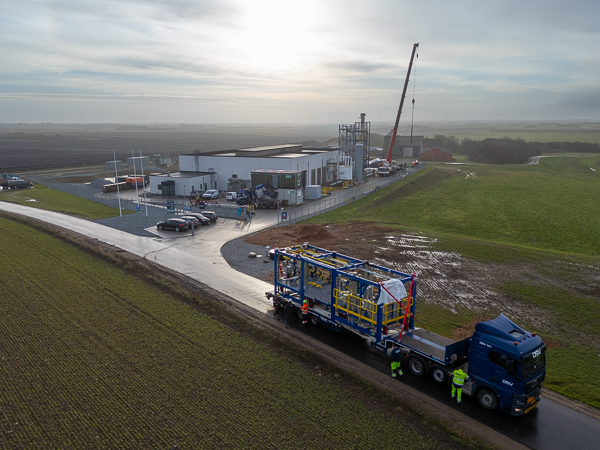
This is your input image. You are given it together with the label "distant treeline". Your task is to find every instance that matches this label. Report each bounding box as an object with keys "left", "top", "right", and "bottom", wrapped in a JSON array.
[
  {"left": 7, "top": 132, "right": 75, "bottom": 141},
  {"left": 437, "top": 136, "right": 600, "bottom": 164},
  {"left": 461, "top": 138, "right": 543, "bottom": 164}
]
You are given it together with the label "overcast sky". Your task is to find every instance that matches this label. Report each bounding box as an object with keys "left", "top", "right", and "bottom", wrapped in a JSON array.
[{"left": 1, "top": 0, "right": 599, "bottom": 124}]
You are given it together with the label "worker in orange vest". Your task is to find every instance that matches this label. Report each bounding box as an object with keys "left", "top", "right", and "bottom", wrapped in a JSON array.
[{"left": 301, "top": 299, "right": 309, "bottom": 326}]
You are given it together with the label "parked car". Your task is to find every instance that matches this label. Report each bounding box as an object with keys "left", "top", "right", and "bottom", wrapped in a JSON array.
[
  {"left": 201, "top": 211, "right": 218, "bottom": 222},
  {"left": 7, "top": 179, "right": 34, "bottom": 189},
  {"left": 202, "top": 189, "right": 219, "bottom": 199},
  {"left": 156, "top": 218, "right": 189, "bottom": 232},
  {"left": 226, "top": 191, "right": 237, "bottom": 201},
  {"left": 179, "top": 216, "right": 201, "bottom": 227},
  {"left": 183, "top": 213, "right": 211, "bottom": 225}
]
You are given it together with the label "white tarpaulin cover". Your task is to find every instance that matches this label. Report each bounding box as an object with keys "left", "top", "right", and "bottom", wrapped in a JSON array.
[{"left": 378, "top": 279, "right": 408, "bottom": 305}]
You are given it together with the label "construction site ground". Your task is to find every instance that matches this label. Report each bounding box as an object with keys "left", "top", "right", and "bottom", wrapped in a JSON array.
[
  {"left": 233, "top": 222, "right": 599, "bottom": 341},
  {"left": 223, "top": 221, "right": 600, "bottom": 423}
]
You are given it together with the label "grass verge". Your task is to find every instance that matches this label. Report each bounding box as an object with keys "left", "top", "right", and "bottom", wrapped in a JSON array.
[{"left": 0, "top": 183, "right": 128, "bottom": 220}]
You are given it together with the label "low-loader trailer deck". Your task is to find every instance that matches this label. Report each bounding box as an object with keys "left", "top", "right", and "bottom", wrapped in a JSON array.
[{"left": 271, "top": 244, "right": 546, "bottom": 416}]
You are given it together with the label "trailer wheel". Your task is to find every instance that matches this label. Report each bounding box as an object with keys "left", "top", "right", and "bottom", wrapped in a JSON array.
[
  {"left": 310, "top": 315, "right": 319, "bottom": 326},
  {"left": 477, "top": 389, "right": 498, "bottom": 410},
  {"left": 429, "top": 365, "right": 447, "bottom": 384},
  {"left": 408, "top": 356, "right": 425, "bottom": 376}
]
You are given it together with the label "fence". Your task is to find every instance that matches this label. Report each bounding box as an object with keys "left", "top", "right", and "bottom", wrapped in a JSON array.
[
  {"left": 28, "top": 163, "right": 426, "bottom": 223},
  {"left": 281, "top": 163, "right": 427, "bottom": 224}
]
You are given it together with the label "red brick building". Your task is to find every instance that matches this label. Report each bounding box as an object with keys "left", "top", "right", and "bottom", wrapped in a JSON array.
[{"left": 418, "top": 146, "right": 453, "bottom": 162}]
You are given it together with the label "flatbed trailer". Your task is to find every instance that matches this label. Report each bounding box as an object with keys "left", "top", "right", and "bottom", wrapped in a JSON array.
[
  {"left": 273, "top": 243, "right": 415, "bottom": 351},
  {"left": 271, "top": 244, "right": 546, "bottom": 416}
]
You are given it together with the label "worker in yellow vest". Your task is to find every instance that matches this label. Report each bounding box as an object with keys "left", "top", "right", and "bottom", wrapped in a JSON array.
[
  {"left": 390, "top": 344, "right": 403, "bottom": 378},
  {"left": 301, "top": 300, "right": 309, "bottom": 326},
  {"left": 450, "top": 368, "right": 469, "bottom": 404}
]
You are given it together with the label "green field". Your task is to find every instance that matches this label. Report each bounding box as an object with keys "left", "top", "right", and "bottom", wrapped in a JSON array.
[
  {"left": 0, "top": 184, "right": 128, "bottom": 220},
  {"left": 310, "top": 156, "right": 600, "bottom": 257},
  {"left": 0, "top": 216, "right": 466, "bottom": 449},
  {"left": 305, "top": 155, "right": 600, "bottom": 408}
]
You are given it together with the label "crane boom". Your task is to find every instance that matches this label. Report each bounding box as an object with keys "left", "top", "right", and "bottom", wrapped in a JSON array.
[{"left": 387, "top": 43, "right": 419, "bottom": 164}]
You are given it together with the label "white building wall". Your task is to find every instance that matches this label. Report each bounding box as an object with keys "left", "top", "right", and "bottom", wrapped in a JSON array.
[
  {"left": 148, "top": 175, "right": 209, "bottom": 197},
  {"left": 179, "top": 150, "right": 339, "bottom": 189}
]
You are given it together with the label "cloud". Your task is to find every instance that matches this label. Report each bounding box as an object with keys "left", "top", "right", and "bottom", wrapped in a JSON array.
[{"left": 1, "top": 0, "right": 600, "bottom": 123}]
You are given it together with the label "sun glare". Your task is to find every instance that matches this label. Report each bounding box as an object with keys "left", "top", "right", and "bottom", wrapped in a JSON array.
[{"left": 233, "top": 1, "right": 324, "bottom": 74}]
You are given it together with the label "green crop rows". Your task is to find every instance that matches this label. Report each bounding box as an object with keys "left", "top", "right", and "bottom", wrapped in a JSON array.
[{"left": 0, "top": 216, "right": 457, "bottom": 449}]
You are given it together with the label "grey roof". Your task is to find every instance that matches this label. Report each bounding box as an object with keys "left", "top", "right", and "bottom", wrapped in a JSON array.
[
  {"left": 184, "top": 144, "right": 336, "bottom": 159},
  {"left": 152, "top": 171, "right": 212, "bottom": 179}
]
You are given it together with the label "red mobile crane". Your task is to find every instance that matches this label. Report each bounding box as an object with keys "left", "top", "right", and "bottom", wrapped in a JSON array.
[{"left": 386, "top": 43, "right": 419, "bottom": 164}]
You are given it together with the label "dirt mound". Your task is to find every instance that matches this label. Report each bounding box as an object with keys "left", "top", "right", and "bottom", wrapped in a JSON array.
[
  {"left": 245, "top": 223, "right": 339, "bottom": 249},
  {"left": 297, "top": 224, "right": 337, "bottom": 242},
  {"left": 245, "top": 222, "right": 405, "bottom": 263}
]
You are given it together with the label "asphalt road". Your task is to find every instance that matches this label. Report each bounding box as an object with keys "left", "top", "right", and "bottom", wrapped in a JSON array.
[{"left": 1, "top": 196, "right": 599, "bottom": 450}]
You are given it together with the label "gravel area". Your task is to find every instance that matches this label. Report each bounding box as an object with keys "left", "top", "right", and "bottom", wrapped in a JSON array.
[{"left": 221, "top": 234, "right": 275, "bottom": 281}]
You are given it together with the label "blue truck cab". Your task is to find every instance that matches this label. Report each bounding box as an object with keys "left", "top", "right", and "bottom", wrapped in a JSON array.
[{"left": 465, "top": 314, "right": 546, "bottom": 415}]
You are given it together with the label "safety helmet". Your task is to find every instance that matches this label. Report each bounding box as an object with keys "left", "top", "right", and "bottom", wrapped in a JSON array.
[{"left": 303, "top": 300, "right": 307, "bottom": 304}]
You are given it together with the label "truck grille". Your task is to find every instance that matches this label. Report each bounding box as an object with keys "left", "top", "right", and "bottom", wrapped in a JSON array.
[{"left": 526, "top": 374, "right": 543, "bottom": 395}]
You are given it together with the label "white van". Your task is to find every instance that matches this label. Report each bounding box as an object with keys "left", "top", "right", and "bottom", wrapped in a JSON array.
[
  {"left": 226, "top": 192, "right": 237, "bottom": 201},
  {"left": 202, "top": 189, "right": 219, "bottom": 199}
]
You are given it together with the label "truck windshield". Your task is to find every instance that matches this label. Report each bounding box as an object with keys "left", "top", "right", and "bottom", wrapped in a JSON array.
[{"left": 521, "top": 345, "right": 546, "bottom": 378}]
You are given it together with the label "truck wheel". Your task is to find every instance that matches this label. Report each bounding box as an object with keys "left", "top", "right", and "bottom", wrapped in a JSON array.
[
  {"left": 408, "top": 356, "right": 425, "bottom": 376},
  {"left": 477, "top": 389, "right": 498, "bottom": 410},
  {"left": 310, "top": 315, "right": 319, "bottom": 326},
  {"left": 429, "top": 365, "right": 447, "bottom": 384},
  {"left": 297, "top": 308, "right": 303, "bottom": 320}
]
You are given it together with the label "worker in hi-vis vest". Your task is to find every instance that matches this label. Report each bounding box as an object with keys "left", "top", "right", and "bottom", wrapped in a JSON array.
[
  {"left": 450, "top": 368, "right": 469, "bottom": 403},
  {"left": 390, "top": 344, "right": 403, "bottom": 377},
  {"left": 301, "top": 300, "right": 309, "bottom": 326}
]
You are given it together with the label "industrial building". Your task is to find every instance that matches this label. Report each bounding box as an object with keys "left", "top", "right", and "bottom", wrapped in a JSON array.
[
  {"left": 383, "top": 134, "right": 443, "bottom": 159},
  {"left": 148, "top": 144, "right": 359, "bottom": 197},
  {"left": 147, "top": 170, "right": 215, "bottom": 197},
  {"left": 147, "top": 113, "right": 374, "bottom": 198}
]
